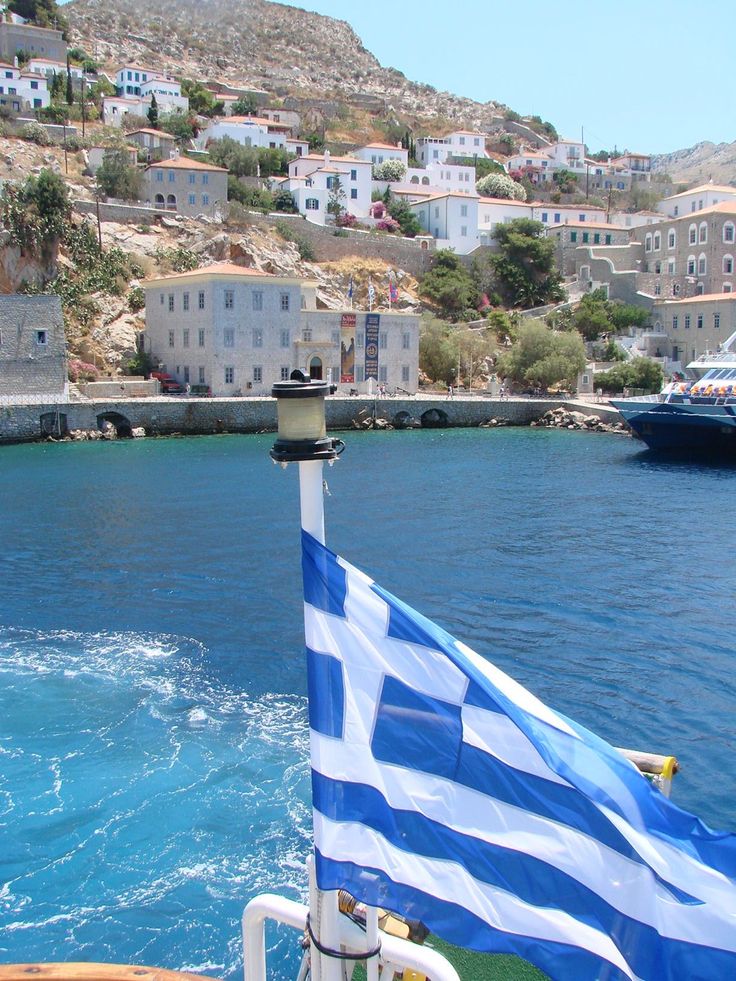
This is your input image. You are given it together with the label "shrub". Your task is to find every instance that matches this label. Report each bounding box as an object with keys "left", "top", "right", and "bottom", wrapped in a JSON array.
[
  {"left": 127, "top": 285, "right": 145, "bottom": 311},
  {"left": 20, "top": 121, "right": 53, "bottom": 146},
  {"left": 376, "top": 217, "right": 400, "bottom": 233},
  {"left": 372, "top": 159, "right": 406, "bottom": 182},
  {"left": 68, "top": 358, "right": 99, "bottom": 382},
  {"left": 335, "top": 212, "right": 358, "bottom": 227},
  {"left": 476, "top": 172, "right": 527, "bottom": 201}
]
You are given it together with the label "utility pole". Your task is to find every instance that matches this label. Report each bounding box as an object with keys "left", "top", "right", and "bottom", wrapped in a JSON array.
[
  {"left": 606, "top": 186, "right": 614, "bottom": 224},
  {"left": 62, "top": 117, "right": 68, "bottom": 175},
  {"left": 95, "top": 192, "right": 102, "bottom": 251},
  {"left": 81, "top": 74, "right": 86, "bottom": 138}
]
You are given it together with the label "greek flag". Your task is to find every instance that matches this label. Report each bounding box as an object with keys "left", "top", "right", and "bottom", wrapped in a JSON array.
[
  {"left": 367, "top": 280, "right": 375, "bottom": 308},
  {"left": 302, "top": 531, "right": 736, "bottom": 981},
  {"left": 347, "top": 275, "right": 354, "bottom": 300}
]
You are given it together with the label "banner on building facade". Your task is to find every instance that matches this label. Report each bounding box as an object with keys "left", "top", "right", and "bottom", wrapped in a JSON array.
[
  {"left": 365, "top": 313, "right": 380, "bottom": 381},
  {"left": 340, "top": 313, "right": 356, "bottom": 383}
]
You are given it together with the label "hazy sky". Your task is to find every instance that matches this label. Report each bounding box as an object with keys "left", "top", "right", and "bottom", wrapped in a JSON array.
[{"left": 273, "top": 0, "right": 734, "bottom": 156}]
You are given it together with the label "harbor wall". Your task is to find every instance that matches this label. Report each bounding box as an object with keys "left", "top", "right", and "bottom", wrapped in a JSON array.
[{"left": 0, "top": 396, "right": 617, "bottom": 444}]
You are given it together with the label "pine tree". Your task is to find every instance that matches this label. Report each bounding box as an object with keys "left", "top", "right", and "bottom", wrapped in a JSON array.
[
  {"left": 65, "top": 61, "right": 73, "bottom": 106},
  {"left": 147, "top": 94, "right": 159, "bottom": 129}
]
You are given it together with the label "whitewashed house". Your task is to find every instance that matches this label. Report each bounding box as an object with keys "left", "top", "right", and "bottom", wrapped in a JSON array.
[
  {"left": 102, "top": 95, "right": 145, "bottom": 127},
  {"left": 115, "top": 64, "right": 158, "bottom": 97},
  {"left": 477, "top": 196, "right": 534, "bottom": 246},
  {"left": 416, "top": 130, "right": 488, "bottom": 166},
  {"left": 656, "top": 183, "right": 736, "bottom": 219},
  {"left": 353, "top": 142, "right": 409, "bottom": 168},
  {"left": 285, "top": 151, "right": 373, "bottom": 223},
  {"left": 409, "top": 192, "right": 480, "bottom": 254},
  {"left": 0, "top": 61, "right": 49, "bottom": 110},
  {"left": 405, "top": 160, "right": 476, "bottom": 195},
  {"left": 197, "top": 115, "right": 292, "bottom": 151},
  {"left": 139, "top": 75, "right": 188, "bottom": 113}
]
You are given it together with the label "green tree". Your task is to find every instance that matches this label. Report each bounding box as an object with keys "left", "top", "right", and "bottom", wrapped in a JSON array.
[
  {"left": 1, "top": 168, "right": 70, "bottom": 259},
  {"left": 9, "top": 0, "right": 64, "bottom": 28},
  {"left": 256, "top": 146, "right": 289, "bottom": 177},
  {"left": 207, "top": 136, "right": 258, "bottom": 177},
  {"left": 419, "top": 249, "right": 479, "bottom": 321},
  {"left": 326, "top": 177, "right": 346, "bottom": 222},
  {"left": 451, "top": 155, "right": 505, "bottom": 179},
  {"left": 272, "top": 187, "right": 298, "bottom": 212},
  {"left": 161, "top": 110, "right": 197, "bottom": 144},
  {"left": 227, "top": 177, "right": 273, "bottom": 210},
  {"left": 552, "top": 168, "right": 577, "bottom": 193},
  {"left": 181, "top": 79, "right": 223, "bottom": 117},
  {"left": 607, "top": 302, "right": 649, "bottom": 333},
  {"left": 497, "top": 320, "right": 585, "bottom": 390},
  {"left": 419, "top": 317, "right": 457, "bottom": 384},
  {"left": 386, "top": 195, "right": 422, "bottom": 237},
  {"left": 50, "top": 70, "right": 65, "bottom": 101},
  {"left": 231, "top": 95, "right": 258, "bottom": 115},
  {"left": 491, "top": 219, "right": 565, "bottom": 309},
  {"left": 147, "top": 94, "right": 158, "bottom": 129},
  {"left": 96, "top": 149, "right": 143, "bottom": 201},
  {"left": 454, "top": 327, "right": 495, "bottom": 389},
  {"left": 594, "top": 358, "right": 663, "bottom": 394},
  {"left": 476, "top": 172, "right": 527, "bottom": 201},
  {"left": 65, "top": 61, "right": 74, "bottom": 106}
]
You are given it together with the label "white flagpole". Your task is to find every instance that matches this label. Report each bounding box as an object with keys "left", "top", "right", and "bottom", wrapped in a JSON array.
[{"left": 270, "top": 377, "right": 343, "bottom": 981}]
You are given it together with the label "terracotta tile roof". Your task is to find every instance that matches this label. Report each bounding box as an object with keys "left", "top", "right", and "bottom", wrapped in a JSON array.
[
  {"left": 671, "top": 199, "right": 736, "bottom": 218},
  {"left": 409, "top": 191, "right": 479, "bottom": 204},
  {"left": 361, "top": 142, "right": 405, "bottom": 151},
  {"left": 146, "top": 262, "right": 275, "bottom": 283},
  {"left": 478, "top": 196, "right": 532, "bottom": 207},
  {"left": 225, "top": 115, "right": 291, "bottom": 129},
  {"left": 664, "top": 183, "right": 736, "bottom": 201},
  {"left": 147, "top": 156, "right": 227, "bottom": 172},
  {"left": 128, "top": 128, "right": 175, "bottom": 138},
  {"left": 654, "top": 292, "right": 736, "bottom": 305},
  {"left": 302, "top": 153, "right": 368, "bottom": 163},
  {"left": 549, "top": 220, "right": 623, "bottom": 230}
]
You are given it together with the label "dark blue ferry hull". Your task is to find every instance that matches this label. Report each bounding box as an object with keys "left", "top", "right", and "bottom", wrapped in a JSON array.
[{"left": 611, "top": 399, "right": 736, "bottom": 453}]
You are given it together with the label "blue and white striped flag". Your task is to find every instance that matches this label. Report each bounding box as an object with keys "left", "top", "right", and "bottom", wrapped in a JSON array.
[
  {"left": 367, "top": 280, "right": 375, "bottom": 309},
  {"left": 302, "top": 530, "right": 736, "bottom": 981}
]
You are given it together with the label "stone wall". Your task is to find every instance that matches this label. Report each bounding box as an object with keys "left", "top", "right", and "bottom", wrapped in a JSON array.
[
  {"left": 73, "top": 199, "right": 168, "bottom": 223},
  {"left": 0, "top": 395, "right": 616, "bottom": 444}
]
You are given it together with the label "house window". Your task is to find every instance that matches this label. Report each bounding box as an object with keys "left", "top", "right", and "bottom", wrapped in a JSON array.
[
  {"left": 654, "top": 283, "right": 661, "bottom": 296},
  {"left": 351, "top": 188, "right": 357, "bottom": 199},
  {"left": 724, "top": 222, "right": 735, "bottom": 243},
  {"left": 198, "top": 366, "right": 205, "bottom": 384},
  {"left": 582, "top": 232, "right": 589, "bottom": 244},
  {"left": 653, "top": 232, "right": 661, "bottom": 250},
  {"left": 198, "top": 291, "right": 205, "bottom": 310},
  {"left": 183, "top": 292, "right": 189, "bottom": 311},
  {"left": 698, "top": 254, "right": 706, "bottom": 275},
  {"left": 36, "top": 329, "right": 48, "bottom": 346},
  {"left": 168, "top": 171, "right": 175, "bottom": 182},
  {"left": 684, "top": 315, "right": 691, "bottom": 329},
  {"left": 688, "top": 224, "right": 697, "bottom": 245},
  {"left": 188, "top": 194, "right": 196, "bottom": 205},
  {"left": 605, "top": 234, "right": 612, "bottom": 245},
  {"left": 724, "top": 255, "right": 733, "bottom": 274},
  {"left": 379, "top": 332, "right": 387, "bottom": 349},
  {"left": 281, "top": 366, "right": 290, "bottom": 380},
  {"left": 188, "top": 174, "right": 196, "bottom": 185},
  {"left": 183, "top": 328, "right": 189, "bottom": 348},
  {"left": 541, "top": 212, "right": 548, "bottom": 222},
  {"left": 402, "top": 331, "right": 410, "bottom": 350},
  {"left": 202, "top": 174, "right": 209, "bottom": 185},
  {"left": 303, "top": 328, "right": 312, "bottom": 341},
  {"left": 224, "top": 366, "right": 234, "bottom": 384},
  {"left": 280, "top": 328, "right": 290, "bottom": 347},
  {"left": 168, "top": 294, "right": 174, "bottom": 311},
  {"left": 570, "top": 231, "right": 578, "bottom": 243},
  {"left": 697, "top": 314, "right": 703, "bottom": 328},
  {"left": 223, "top": 328, "right": 234, "bottom": 347},
  {"left": 714, "top": 313, "right": 721, "bottom": 328},
  {"left": 461, "top": 226, "right": 467, "bottom": 237},
  {"left": 326, "top": 176, "right": 336, "bottom": 189},
  {"left": 253, "top": 366, "right": 262, "bottom": 383},
  {"left": 225, "top": 289, "right": 234, "bottom": 310},
  {"left": 725, "top": 284, "right": 733, "bottom": 293},
  {"left": 202, "top": 194, "right": 209, "bottom": 206},
  {"left": 160, "top": 293, "right": 164, "bottom": 305},
  {"left": 699, "top": 222, "right": 707, "bottom": 244},
  {"left": 183, "top": 366, "right": 190, "bottom": 383},
  {"left": 674, "top": 206, "right": 679, "bottom": 216},
  {"left": 672, "top": 316, "right": 678, "bottom": 329},
  {"left": 593, "top": 233, "right": 600, "bottom": 244},
  {"left": 198, "top": 328, "right": 205, "bottom": 347},
  {"left": 252, "top": 291, "right": 263, "bottom": 311},
  {"left": 306, "top": 198, "right": 319, "bottom": 210},
  {"left": 155, "top": 171, "right": 163, "bottom": 183},
  {"left": 350, "top": 169, "right": 357, "bottom": 181},
  {"left": 280, "top": 293, "right": 290, "bottom": 311},
  {"left": 578, "top": 214, "right": 585, "bottom": 222},
  {"left": 461, "top": 204, "right": 468, "bottom": 217},
  {"left": 687, "top": 256, "right": 696, "bottom": 275},
  {"left": 668, "top": 259, "right": 676, "bottom": 274},
  {"left": 668, "top": 230, "right": 676, "bottom": 248},
  {"left": 168, "top": 329, "right": 175, "bottom": 348},
  {"left": 252, "top": 328, "right": 263, "bottom": 347},
  {"left": 401, "top": 365, "right": 410, "bottom": 383},
  {"left": 645, "top": 234, "right": 652, "bottom": 252}
]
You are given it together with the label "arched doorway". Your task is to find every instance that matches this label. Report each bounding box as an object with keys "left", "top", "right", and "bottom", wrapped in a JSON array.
[
  {"left": 154, "top": 193, "right": 165, "bottom": 208},
  {"left": 166, "top": 194, "right": 177, "bottom": 211},
  {"left": 309, "top": 357, "right": 323, "bottom": 380}
]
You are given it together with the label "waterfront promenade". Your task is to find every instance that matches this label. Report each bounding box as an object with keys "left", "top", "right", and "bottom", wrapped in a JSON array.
[{"left": 0, "top": 393, "right": 620, "bottom": 443}]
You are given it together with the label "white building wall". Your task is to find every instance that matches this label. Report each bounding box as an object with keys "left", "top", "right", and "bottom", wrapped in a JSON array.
[{"left": 198, "top": 119, "right": 286, "bottom": 150}]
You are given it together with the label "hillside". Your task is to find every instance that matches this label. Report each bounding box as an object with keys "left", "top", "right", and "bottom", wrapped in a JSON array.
[
  {"left": 652, "top": 141, "right": 736, "bottom": 188},
  {"left": 65, "top": 0, "right": 501, "bottom": 132}
]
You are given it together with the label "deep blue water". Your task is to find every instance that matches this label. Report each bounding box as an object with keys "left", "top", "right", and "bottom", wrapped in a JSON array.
[{"left": 1, "top": 428, "right": 735, "bottom": 979}]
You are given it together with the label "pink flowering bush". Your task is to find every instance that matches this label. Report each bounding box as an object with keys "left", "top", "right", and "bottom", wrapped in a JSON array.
[
  {"left": 68, "top": 358, "right": 100, "bottom": 383},
  {"left": 336, "top": 212, "right": 358, "bottom": 228},
  {"left": 376, "top": 217, "right": 400, "bottom": 233}
]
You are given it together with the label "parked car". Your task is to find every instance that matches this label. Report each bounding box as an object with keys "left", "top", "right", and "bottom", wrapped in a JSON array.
[{"left": 189, "top": 384, "right": 212, "bottom": 397}]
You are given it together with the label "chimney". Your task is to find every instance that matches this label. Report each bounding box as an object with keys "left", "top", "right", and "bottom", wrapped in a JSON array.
[{"left": 324, "top": 149, "right": 330, "bottom": 166}]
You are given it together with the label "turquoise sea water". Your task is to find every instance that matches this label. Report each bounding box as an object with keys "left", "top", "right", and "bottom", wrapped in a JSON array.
[{"left": 1, "top": 428, "right": 735, "bottom": 979}]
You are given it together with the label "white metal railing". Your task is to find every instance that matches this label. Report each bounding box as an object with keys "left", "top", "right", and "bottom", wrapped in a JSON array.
[{"left": 0, "top": 393, "right": 71, "bottom": 406}]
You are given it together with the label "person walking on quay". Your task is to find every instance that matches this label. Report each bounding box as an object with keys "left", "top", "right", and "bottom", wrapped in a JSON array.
[{"left": 447, "top": 384, "right": 454, "bottom": 399}]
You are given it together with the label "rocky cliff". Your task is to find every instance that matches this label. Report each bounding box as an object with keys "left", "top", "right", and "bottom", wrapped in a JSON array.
[
  {"left": 65, "top": 0, "right": 500, "bottom": 130},
  {"left": 652, "top": 141, "right": 736, "bottom": 188}
]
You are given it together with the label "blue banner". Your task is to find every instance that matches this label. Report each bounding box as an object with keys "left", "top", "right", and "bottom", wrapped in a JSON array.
[{"left": 365, "top": 314, "right": 379, "bottom": 381}]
